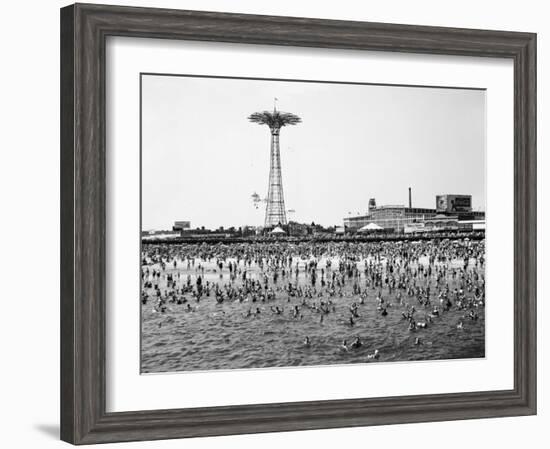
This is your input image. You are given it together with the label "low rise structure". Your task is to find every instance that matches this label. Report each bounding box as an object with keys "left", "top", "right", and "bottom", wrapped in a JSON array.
[
  {"left": 345, "top": 205, "right": 437, "bottom": 233},
  {"left": 344, "top": 192, "right": 485, "bottom": 234}
]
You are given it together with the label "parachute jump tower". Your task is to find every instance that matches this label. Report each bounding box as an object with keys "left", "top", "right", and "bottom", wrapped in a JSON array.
[{"left": 248, "top": 105, "right": 301, "bottom": 228}]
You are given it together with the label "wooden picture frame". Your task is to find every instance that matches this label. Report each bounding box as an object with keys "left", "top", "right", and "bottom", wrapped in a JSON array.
[{"left": 60, "top": 3, "right": 536, "bottom": 444}]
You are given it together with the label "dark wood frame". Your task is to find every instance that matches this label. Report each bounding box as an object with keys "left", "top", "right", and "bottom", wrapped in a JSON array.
[{"left": 60, "top": 3, "right": 537, "bottom": 445}]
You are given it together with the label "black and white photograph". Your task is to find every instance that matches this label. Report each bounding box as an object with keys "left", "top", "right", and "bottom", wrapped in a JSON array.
[
  {"left": 140, "top": 74, "right": 487, "bottom": 373},
  {"left": 0, "top": 0, "right": 542, "bottom": 446}
]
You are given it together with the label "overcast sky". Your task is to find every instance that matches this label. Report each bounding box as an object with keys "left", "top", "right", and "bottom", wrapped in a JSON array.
[{"left": 141, "top": 74, "right": 486, "bottom": 230}]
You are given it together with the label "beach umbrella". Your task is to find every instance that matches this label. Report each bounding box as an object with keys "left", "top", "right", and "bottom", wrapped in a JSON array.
[
  {"left": 270, "top": 226, "right": 286, "bottom": 234},
  {"left": 358, "top": 223, "right": 383, "bottom": 232}
]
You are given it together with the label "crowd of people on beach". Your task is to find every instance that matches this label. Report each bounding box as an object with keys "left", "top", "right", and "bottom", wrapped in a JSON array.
[{"left": 141, "top": 238, "right": 485, "bottom": 364}]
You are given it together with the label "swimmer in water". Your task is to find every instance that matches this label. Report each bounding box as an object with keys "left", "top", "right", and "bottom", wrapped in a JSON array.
[
  {"left": 270, "top": 306, "right": 283, "bottom": 315},
  {"left": 340, "top": 339, "right": 349, "bottom": 352},
  {"left": 414, "top": 337, "right": 422, "bottom": 345},
  {"left": 351, "top": 337, "right": 362, "bottom": 349},
  {"left": 303, "top": 336, "right": 311, "bottom": 347},
  {"left": 367, "top": 349, "right": 380, "bottom": 360}
]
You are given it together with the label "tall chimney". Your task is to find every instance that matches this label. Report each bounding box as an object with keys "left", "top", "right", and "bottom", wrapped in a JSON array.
[{"left": 408, "top": 187, "right": 412, "bottom": 209}]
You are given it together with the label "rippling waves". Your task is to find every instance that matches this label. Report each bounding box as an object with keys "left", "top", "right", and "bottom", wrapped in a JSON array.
[{"left": 141, "top": 257, "right": 484, "bottom": 373}]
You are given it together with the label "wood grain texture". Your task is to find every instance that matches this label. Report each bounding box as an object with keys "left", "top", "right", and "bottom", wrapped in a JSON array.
[
  {"left": 60, "top": 3, "right": 537, "bottom": 445},
  {"left": 60, "top": 4, "right": 75, "bottom": 443}
]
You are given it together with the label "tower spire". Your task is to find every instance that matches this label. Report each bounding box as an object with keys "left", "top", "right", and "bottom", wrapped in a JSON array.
[{"left": 248, "top": 108, "right": 301, "bottom": 227}]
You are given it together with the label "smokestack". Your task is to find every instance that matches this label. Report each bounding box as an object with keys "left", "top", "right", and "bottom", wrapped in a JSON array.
[{"left": 408, "top": 187, "right": 412, "bottom": 209}]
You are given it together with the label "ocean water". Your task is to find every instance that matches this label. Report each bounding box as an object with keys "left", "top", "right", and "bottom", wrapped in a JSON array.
[{"left": 141, "top": 248, "right": 485, "bottom": 373}]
